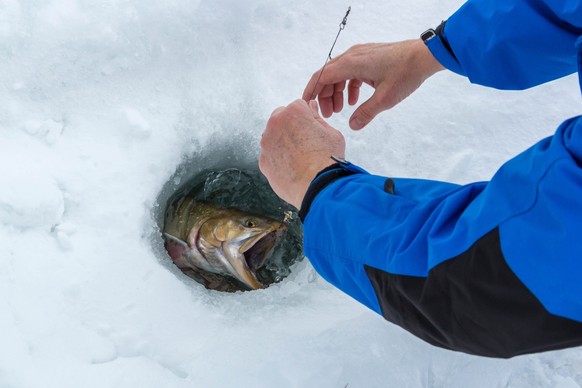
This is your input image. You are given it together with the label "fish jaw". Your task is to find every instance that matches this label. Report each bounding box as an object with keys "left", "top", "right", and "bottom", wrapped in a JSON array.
[
  {"left": 164, "top": 197, "right": 289, "bottom": 291},
  {"left": 223, "top": 243, "right": 264, "bottom": 290},
  {"left": 223, "top": 224, "right": 287, "bottom": 290},
  {"left": 239, "top": 224, "right": 286, "bottom": 270}
]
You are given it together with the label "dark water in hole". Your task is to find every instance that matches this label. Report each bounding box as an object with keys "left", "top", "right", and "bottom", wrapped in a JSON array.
[{"left": 152, "top": 135, "right": 303, "bottom": 292}]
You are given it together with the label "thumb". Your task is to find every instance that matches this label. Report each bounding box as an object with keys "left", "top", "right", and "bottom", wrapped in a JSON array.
[{"left": 349, "top": 94, "right": 383, "bottom": 130}]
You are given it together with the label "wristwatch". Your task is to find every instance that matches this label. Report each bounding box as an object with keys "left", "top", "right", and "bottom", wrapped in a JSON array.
[{"left": 420, "top": 28, "right": 436, "bottom": 42}]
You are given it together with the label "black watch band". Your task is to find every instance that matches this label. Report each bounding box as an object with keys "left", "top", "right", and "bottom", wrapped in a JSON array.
[
  {"left": 421, "top": 20, "right": 457, "bottom": 61},
  {"left": 420, "top": 28, "right": 436, "bottom": 42}
]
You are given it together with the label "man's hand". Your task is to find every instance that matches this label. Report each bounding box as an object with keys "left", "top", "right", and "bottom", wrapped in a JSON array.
[
  {"left": 303, "top": 39, "right": 445, "bottom": 130},
  {"left": 259, "top": 99, "right": 346, "bottom": 209}
]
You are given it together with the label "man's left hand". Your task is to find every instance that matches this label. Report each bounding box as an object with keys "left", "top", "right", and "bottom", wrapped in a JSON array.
[{"left": 259, "top": 99, "right": 346, "bottom": 209}]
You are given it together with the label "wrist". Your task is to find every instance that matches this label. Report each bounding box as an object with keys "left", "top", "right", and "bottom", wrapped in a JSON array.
[
  {"left": 293, "top": 159, "right": 337, "bottom": 209},
  {"left": 298, "top": 157, "right": 370, "bottom": 222},
  {"left": 298, "top": 162, "right": 356, "bottom": 222},
  {"left": 410, "top": 38, "right": 445, "bottom": 79}
]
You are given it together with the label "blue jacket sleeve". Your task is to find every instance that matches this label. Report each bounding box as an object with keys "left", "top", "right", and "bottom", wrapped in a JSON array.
[
  {"left": 298, "top": 1, "right": 582, "bottom": 358},
  {"left": 299, "top": 34, "right": 582, "bottom": 357},
  {"left": 302, "top": 115, "right": 582, "bottom": 357},
  {"left": 426, "top": 0, "right": 582, "bottom": 89}
]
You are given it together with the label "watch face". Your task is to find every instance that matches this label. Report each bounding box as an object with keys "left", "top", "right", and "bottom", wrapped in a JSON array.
[{"left": 421, "top": 29, "right": 436, "bottom": 42}]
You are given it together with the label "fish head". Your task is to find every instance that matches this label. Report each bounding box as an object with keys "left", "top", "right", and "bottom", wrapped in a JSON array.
[{"left": 198, "top": 211, "right": 287, "bottom": 290}]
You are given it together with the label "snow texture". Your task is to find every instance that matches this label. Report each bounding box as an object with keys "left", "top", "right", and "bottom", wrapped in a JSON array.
[{"left": 0, "top": 0, "right": 581, "bottom": 387}]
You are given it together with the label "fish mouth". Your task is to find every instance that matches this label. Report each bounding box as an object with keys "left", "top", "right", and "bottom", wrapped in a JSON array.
[
  {"left": 231, "top": 225, "right": 286, "bottom": 289},
  {"left": 242, "top": 228, "right": 285, "bottom": 271}
]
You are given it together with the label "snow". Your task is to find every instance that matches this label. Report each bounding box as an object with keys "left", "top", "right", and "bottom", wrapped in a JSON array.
[{"left": 0, "top": 0, "right": 581, "bottom": 387}]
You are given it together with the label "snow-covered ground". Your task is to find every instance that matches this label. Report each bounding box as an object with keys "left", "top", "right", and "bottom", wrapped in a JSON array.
[{"left": 1, "top": 0, "right": 581, "bottom": 387}]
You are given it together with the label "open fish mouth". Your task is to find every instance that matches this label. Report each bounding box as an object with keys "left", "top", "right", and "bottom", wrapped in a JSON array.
[{"left": 241, "top": 227, "right": 286, "bottom": 271}]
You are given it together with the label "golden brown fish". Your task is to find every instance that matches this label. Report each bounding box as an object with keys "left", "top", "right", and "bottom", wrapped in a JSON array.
[{"left": 163, "top": 197, "right": 286, "bottom": 290}]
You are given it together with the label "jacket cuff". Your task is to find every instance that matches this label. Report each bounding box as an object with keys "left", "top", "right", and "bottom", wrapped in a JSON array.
[
  {"left": 298, "top": 164, "right": 356, "bottom": 222},
  {"left": 425, "top": 31, "right": 466, "bottom": 77},
  {"left": 299, "top": 159, "right": 370, "bottom": 221}
]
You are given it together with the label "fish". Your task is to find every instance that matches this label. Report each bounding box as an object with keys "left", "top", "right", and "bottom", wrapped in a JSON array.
[{"left": 163, "top": 196, "right": 287, "bottom": 291}]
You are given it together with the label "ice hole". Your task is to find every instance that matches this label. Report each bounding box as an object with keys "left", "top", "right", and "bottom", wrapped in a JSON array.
[{"left": 152, "top": 137, "right": 303, "bottom": 292}]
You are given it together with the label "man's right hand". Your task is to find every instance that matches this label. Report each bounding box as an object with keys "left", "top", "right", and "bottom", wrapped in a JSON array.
[{"left": 302, "top": 39, "right": 445, "bottom": 130}]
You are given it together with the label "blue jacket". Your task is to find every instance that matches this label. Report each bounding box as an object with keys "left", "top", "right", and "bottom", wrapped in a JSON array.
[{"left": 300, "top": 0, "right": 582, "bottom": 358}]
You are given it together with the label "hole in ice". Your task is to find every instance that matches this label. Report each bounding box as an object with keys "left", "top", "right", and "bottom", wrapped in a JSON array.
[{"left": 152, "top": 138, "right": 303, "bottom": 292}]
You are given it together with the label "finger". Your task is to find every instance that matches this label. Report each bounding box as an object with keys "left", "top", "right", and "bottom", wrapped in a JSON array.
[
  {"left": 308, "top": 100, "right": 319, "bottom": 115},
  {"left": 349, "top": 93, "right": 383, "bottom": 130},
  {"left": 333, "top": 81, "right": 346, "bottom": 113},
  {"left": 303, "top": 68, "right": 324, "bottom": 101},
  {"left": 318, "top": 84, "right": 335, "bottom": 118},
  {"left": 302, "top": 59, "right": 360, "bottom": 101},
  {"left": 347, "top": 79, "right": 362, "bottom": 106},
  {"left": 289, "top": 98, "right": 323, "bottom": 121}
]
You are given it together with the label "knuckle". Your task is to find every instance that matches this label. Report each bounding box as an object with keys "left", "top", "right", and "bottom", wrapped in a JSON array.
[
  {"left": 266, "top": 107, "right": 286, "bottom": 128},
  {"left": 358, "top": 105, "right": 374, "bottom": 121},
  {"left": 311, "top": 69, "right": 323, "bottom": 82},
  {"left": 378, "top": 91, "right": 397, "bottom": 109},
  {"left": 334, "top": 81, "right": 346, "bottom": 92},
  {"left": 265, "top": 118, "right": 277, "bottom": 131},
  {"left": 341, "top": 55, "right": 356, "bottom": 67},
  {"left": 271, "top": 106, "right": 285, "bottom": 117},
  {"left": 258, "top": 154, "right": 267, "bottom": 173},
  {"left": 290, "top": 98, "right": 304, "bottom": 109}
]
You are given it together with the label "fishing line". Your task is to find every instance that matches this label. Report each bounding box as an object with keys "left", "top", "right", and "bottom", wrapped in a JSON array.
[{"left": 309, "top": 6, "right": 351, "bottom": 101}]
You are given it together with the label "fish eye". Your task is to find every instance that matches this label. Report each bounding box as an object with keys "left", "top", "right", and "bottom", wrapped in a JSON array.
[{"left": 245, "top": 220, "right": 256, "bottom": 228}]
